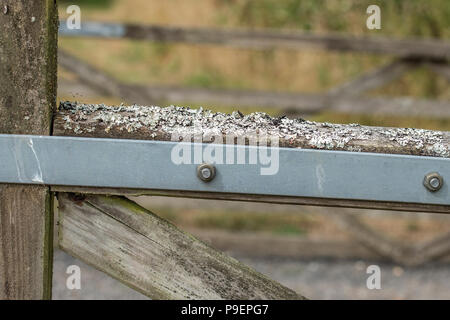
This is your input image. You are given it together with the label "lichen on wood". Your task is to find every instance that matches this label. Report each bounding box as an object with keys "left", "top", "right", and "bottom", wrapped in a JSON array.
[{"left": 55, "top": 101, "right": 450, "bottom": 158}]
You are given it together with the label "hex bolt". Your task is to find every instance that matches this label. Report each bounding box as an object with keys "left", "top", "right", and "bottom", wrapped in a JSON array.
[
  {"left": 423, "top": 172, "right": 443, "bottom": 192},
  {"left": 197, "top": 163, "right": 216, "bottom": 182}
]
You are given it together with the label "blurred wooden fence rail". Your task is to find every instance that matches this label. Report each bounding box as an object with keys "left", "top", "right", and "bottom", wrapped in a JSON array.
[
  {"left": 59, "top": 21, "right": 450, "bottom": 118},
  {"left": 59, "top": 22, "right": 450, "bottom": 60}
]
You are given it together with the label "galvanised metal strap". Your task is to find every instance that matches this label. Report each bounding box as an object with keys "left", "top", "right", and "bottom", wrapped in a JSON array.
[{"left": 0, "top": 134, "right": 448, "bottom": 205}]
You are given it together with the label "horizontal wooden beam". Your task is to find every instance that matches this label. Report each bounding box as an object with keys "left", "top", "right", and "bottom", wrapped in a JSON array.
[
  {"left": 327, "top": 59, "right": 417, "bottom": 97},
  {"left": 58, "top": 50, "right": 151, "bottom": 104},
  {"left": 52, "top": 101, "right": 450, "bottom": 213},
  {"left": 57, "top": 193, "right": 304, "bottom": 299},
  {"left": 59, "top": 21, "right": 450, "bottom": 60},
  {"left": 54, "top": 101, "right": 450, "bottom": 158}
]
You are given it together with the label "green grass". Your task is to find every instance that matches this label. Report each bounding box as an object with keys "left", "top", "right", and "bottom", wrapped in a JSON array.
[
  {"left": 407, "top": 221, "right": 420, "bottom": 232},
  {"left": 273, "top": 224, "right": 307, "bottom": 236},
  {"left": 145, "top": 205, "right": 314, "bottom": 236},
  {"left": 185, "top": 70, "right": 228, "bottom": 89},
  {"left": 192, "top": 211, "right": 314, "bottom": 236}
]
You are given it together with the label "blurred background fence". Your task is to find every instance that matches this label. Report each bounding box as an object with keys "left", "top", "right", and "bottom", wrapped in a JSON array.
[{"left": 59, "top": 21, "right": 450, "bottom": 117}]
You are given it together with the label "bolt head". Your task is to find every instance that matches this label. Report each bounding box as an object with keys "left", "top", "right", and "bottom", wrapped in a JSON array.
[
  {"left": 197, "top": 164, "right": 216, "bottom": 182},
  {"left": 201, "top": 168, "right": 212, "bottom": 179},
  {"left": 424, "top": 172, "right": 443, "bottom": 192},
  {"left": 429, "top": 178, "right": 440, "bottom": 189}
]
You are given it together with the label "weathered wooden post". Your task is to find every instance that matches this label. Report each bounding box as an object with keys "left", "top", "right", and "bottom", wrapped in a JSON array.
[{"left": 0, "top": 1, "right": 58, "bottom": 299}]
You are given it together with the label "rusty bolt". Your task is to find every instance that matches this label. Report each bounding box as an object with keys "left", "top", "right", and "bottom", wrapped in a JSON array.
[{"left": 423, "top": 172, "right": 444, "bottom": 192}]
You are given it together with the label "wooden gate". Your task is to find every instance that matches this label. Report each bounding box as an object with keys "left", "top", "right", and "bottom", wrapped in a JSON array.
[{"left": 0, "top": 1, "right": 448, "bottom": 300}]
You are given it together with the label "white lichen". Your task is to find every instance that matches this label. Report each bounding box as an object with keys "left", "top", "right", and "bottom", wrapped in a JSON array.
[{"left": 58, "top": 101, "right": 450, "bottom": 158}]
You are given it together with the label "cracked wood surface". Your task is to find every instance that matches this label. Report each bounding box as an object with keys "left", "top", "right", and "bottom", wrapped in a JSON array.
[
  {"left": 57, "top": 193, "right": 304, "bottom": 300},
  {"left": 54, "top": 101, "right": 450, "bottom": 158},
  {"left": 0, "top": 0, "right": 57, "bottom": 299}
]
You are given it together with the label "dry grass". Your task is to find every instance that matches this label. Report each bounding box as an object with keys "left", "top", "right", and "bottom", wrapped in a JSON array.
[{"left": 60, "top": 0, "right": 224, "bottom": 27}]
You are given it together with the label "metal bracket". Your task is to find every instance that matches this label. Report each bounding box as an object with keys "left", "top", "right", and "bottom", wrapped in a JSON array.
[{"left": 0, "top": 134, "right": 448, "bottom": 206}]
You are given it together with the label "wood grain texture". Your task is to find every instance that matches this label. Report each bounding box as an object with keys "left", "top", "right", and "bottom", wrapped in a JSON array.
[
  {"left": 0, "top": 186, "right": 53, "bottom": 299},
  {"left": 57, "top": 193, "right": 304, "bottom": 300},
  {"left": 55, "top": 101, "right": 450, "bottom": 159},
  {"left": 0, "top": 0, "right": 58, "bottom": 299}
]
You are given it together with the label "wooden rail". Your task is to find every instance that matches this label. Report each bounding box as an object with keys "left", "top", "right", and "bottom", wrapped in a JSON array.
[
  {"left": 60, "top": 21, "right": 450, "bottom": 60},
  {"left": 57, "top": 193, "right": 304, "bottom": 299},
  {"left": 332, "top": 209, "right": 450, "bottom": 267},
  {"left": 53, "top": 101, "right": 450, "bottom": 214}
]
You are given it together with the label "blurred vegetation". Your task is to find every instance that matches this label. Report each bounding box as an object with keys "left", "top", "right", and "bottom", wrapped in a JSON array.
[
  {"left": 194, "top": 211, "right": 311, "bottom": 235},
  {"left": 310, "top": 112, "right": 450, "bottom": 131},
  {"left": 58, "top": 0, "right": 449, "bottom": 130},
  {"left": 220, "top": 0, "right": 450, "bottom": 38},
  {"left": 154, "top": 206, "right": 316, "bottom": 236},
  {"left": 131, "top": 200, "right": 450, "bottom": 240}
]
